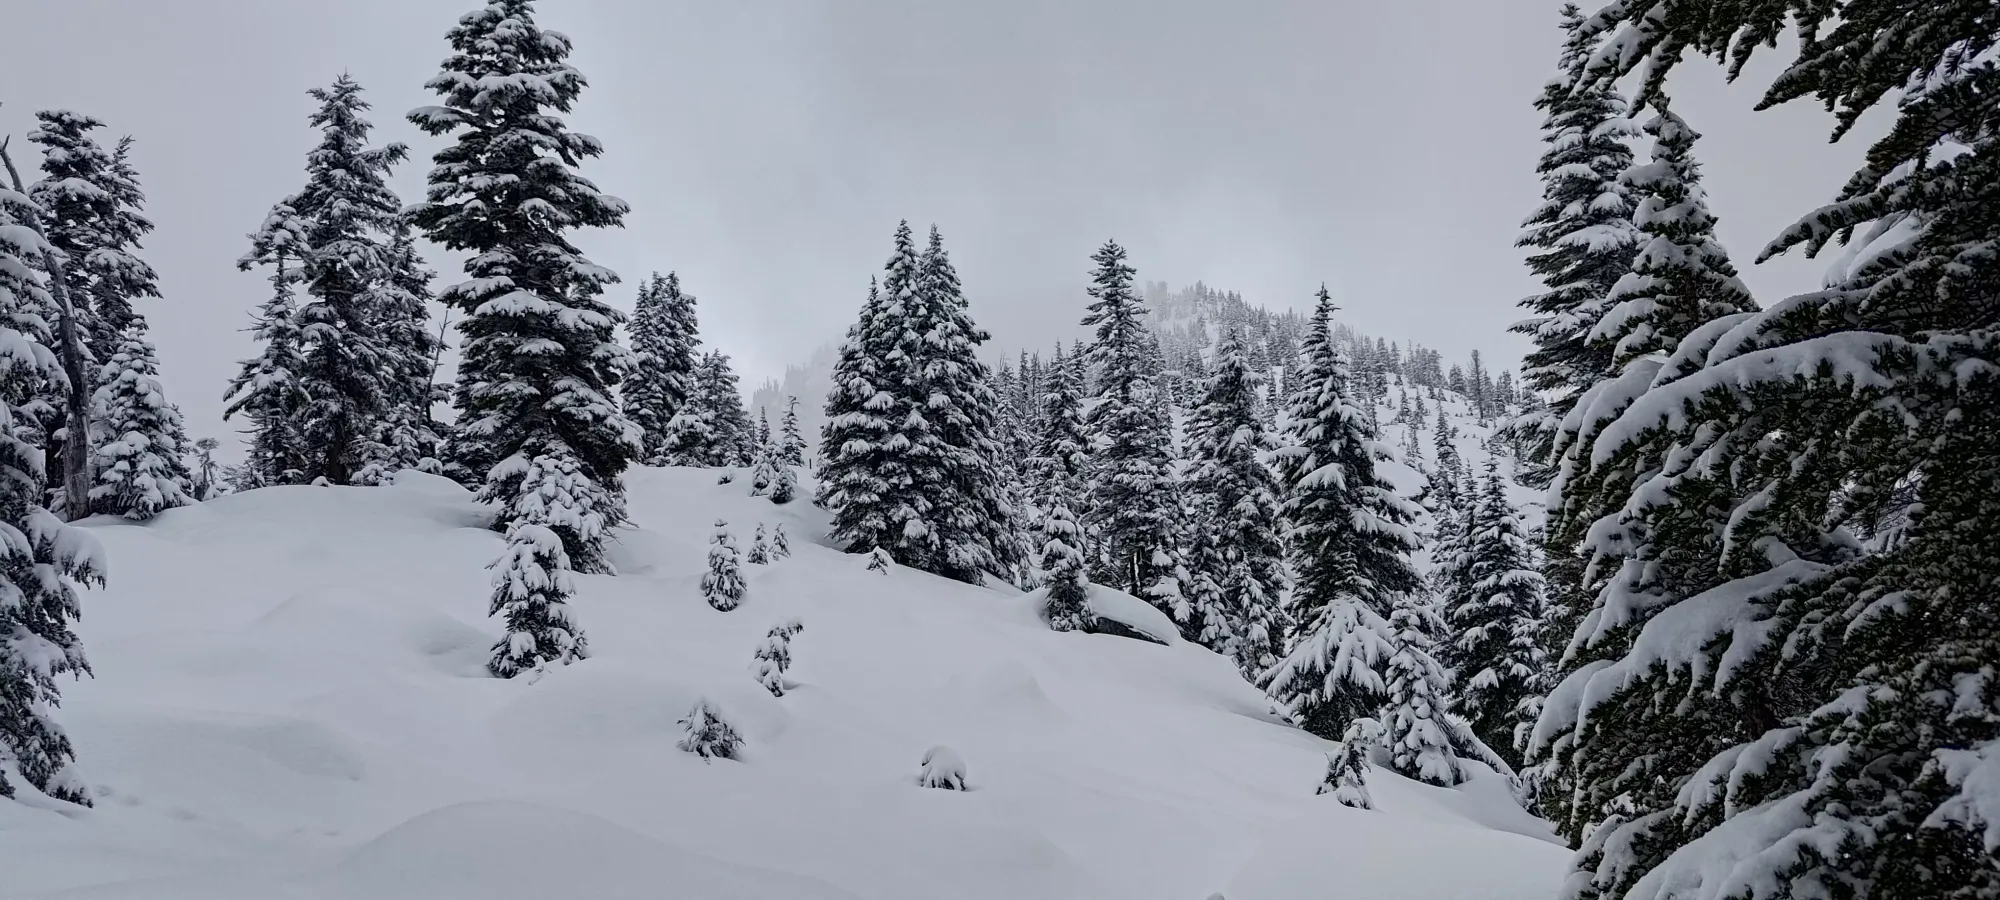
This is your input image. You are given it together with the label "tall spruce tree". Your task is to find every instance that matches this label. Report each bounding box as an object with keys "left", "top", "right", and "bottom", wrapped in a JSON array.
[
  {"left": 909, "top": 225, "right": 1014, "bottom": 582},
  {"left": 820, "top": 226, "right": 930, "bottom": 566},
  {"left": 284, "top": 76, "right": 412, "bottom": 485},
  {"left": 0, "top": 182, "right": 105, "bottom": 804},
  {"left": 1262, "top": 287, "right": 1424, "bottom": 740},
  {"left": 1183, "top": 328, "right": 1286, "bottom": 674},
  {"left": 1028, "top": 343, "right": 1089, "bottom": 511},
  {"left": 408, "top": 0, "right": 638, "bottom": 572},
  {"left": 1439, "top": 461, "right": 1547, "bottom": 769},
  {"left": 1522, "top": 4, "right": 2000, "bottom": 899},
  {"left": 1080, "top": 240, "right": 1183, "bottom": 611},
  {"left": 1510, "top": 3, "right": 1641, "bottom": 487},
  {"left": 624, "top": 272, "right": 698, "bottom": 465}
]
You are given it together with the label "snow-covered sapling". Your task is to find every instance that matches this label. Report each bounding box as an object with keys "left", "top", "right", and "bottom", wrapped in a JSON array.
[
  {"left": 916, "top": 745, "right": 967, "bottom": 790},
  {"left": 753, "top": 619, "right": 804, "bottom": 697},
  {"left": 702, "top": 520, "right": 746, "bottom": 611},
  {"left": 747, "top": 523, "right": 771, "bottom": 565},
  {"left": 768, "top": 458, "right": 797, "bottom": 505},
  {"left": 1317, "top": 718, "right": 1380, "bottom": 810},
  {"left": 676, "top": 699, "right": 743, "bottom": 762},
  {"left": 772, "top": 523, "right": 791, "bottom": 559},
  {"left": 866, "top": 546, "right": 893, "bottom": 574},
  {"left": 749, "top": 446, "right": 776, "bottom": 495}
]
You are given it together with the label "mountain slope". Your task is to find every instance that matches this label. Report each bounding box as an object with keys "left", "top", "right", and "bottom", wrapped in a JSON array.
[{"left": 1, "top": 467, "right": 1564, "bottom": 900}]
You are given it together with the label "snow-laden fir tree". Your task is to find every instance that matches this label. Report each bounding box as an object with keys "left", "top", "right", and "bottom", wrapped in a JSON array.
[
  {"left": 905, "top": 225, "right": 1016, "bottom": 583},
  {"left": 776, "top": 396, "right": 805, "bottom": 467},
  {"left": 1509, "top": 3, "right": 1640, "bottom": 488},
  {"left": 273, "top": 76, "right": 417, "bottom": 485},
  {"left": 26, "top": 112, "right": 194, "bottom": 516},
  {"left": 407, "top": 0, "right": 638, "bottom": 569},
  {"left": 748, "top": 443, "right": 776, "bottom": 494},
  {"left": 1262, "top": 286, "right": 1424, "bottom": 741},
  {"left": 227, "top": 203, "right": 312, "bottom": 487},
  {"left": 752, "top": 619, "right": 803, "bottom": 697},
  {"left": 1027, "top": 343, "right": 1089, "bottom": 520},
  {"left": 355, "top": 224, "right": 444, "bottom": 484},
  {"left": 1521, "top": 4, "right": 2000, "bottom": 898},
  {"left": 1587, "top": 99, "right": 1757, "bottom": 370},
  {"left": 754, "top": 407, "right": 770, "bottom": 452},
  {"left": 1380, "top": 593, "right": 1495, "bottom": 787},
  {"left": 1183, "top": 328, "right": 1286, "bottom": 674},
  {"left": 624, "top": 272, "right": 698, "bottom": 465},
  {"left": 1318, "top": 718, "right": 1380, "bottom": 809},
  {"left": 663, "top": 350, "right": 750, "bottom": 467},
  {"left": 701, "top": 520, "right": 745, "bottom": 611},
  {"left": 1080, "top": 240, "right": 1184, "bottom": 612},
  {"left": 818, "top": 226, "right": 933, "bottom": 567},
  {"left": 1438, "top": 461, "right": 1546, "bottom": 770},
  {"left": 771, "top": 522, "right": 790, "bottom": 558},
  {"left": 676, "top": 699, "right": 741, "bottom": 761},
  {"left": 747, "top": 523, "right": 770, "bottom": 564},
  {"left": 485, "top": 517, "right": 585, "bottom": 678},
  {"left": 87, "top": 334, "right": 192, "bottom": 519},
  {"left": 483, "top": 452, "right": 605, "bottom": 676},
  {"left": 865, "top": 546, "right": 893, "bottom": 573},
  {"left": 1037, "top": 499, "right": 1092, "bottom": 632},
  {"left": 0, "top": 181, "right": 105, "bottom": 805}
]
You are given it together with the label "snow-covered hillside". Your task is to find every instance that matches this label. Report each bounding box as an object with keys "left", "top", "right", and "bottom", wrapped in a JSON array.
[{"left": 2, "top": 463, "right": 1563, "bottom": 900}]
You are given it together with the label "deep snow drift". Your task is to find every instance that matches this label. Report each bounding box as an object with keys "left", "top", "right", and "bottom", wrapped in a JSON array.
[{"left": 1, "top": 455, "right": 1564, "bottom": 899}]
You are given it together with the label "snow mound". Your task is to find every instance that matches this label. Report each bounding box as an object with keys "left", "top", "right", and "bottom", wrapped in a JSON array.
[{"left": 1, "top": 463, "right": 1566, "bottom": 900}]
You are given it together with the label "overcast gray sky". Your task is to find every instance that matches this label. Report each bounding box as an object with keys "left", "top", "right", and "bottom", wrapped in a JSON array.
[{"left": 7, "top": 0, "right": 1882, "bottom": 453}]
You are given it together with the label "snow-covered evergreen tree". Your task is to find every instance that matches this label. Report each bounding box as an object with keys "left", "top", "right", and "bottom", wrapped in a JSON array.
[
  {"left": 906, "top": 225, "right": 1015, "bottom": 583},
  {"left": 1037, "top": 499, "right": 1091, "bottom": 633},
  {"left": 916, "top": 745, "right": 967, "bottom": 790},
  {"left": 485, "top": 516, "right": 585, "bottom": 679},
  {"left": 355, "top": 224, "right": 444, "bottom": 484},
  {"left": 1439, "top": 462, "right": 1546, "bottom": 768},
  {"left": 1027, "top": 343, "right": 1089, "bottom": 514},
  {"left": 747, "top": 523, "right": 770, "bottom": 565},
  {"left": 624, "top": 272, "right": 698, "bottom": 465},
  {"left": 274, "top": 76, "right": 413, "bottom": 485},
  {"left": 701, "top": 520, "right": 745, "bottom": 611},
  {"left": 663, "top": 350, "right": 750, "bottom": 468},
  {"left": 776, "top": 396, "right": 805, "bottom": 467},
  {"left": 407, "top": 0, "right": 638, "bottom": 568},
  {"left": 1380, "top": 594, "right": 1491, "bottom": 787},
  {"left": 1522, "top": 5, "right": 2000, "bottom": 898},
  {"left": 1318, "top": 719, "right": 1379, "bottom": 809},
  {"left": 771, "top": 523, "right": 790, "bottom": 559},
  {"left": 865, "top": 546, "right": 893, "bottom": 573},
  {"left": 768, "top": 455, "right": 798, "bottom": 505},
  {"left": 752, "top": 619, "right": 803, "bottom": 697},
  {"left": 676, "top": 699, "right": 741, "bottom": 761},
  {"left": 748, "top": 443, "right": 776, "bottom": 495},
  {"left": 1510, "top": 3, "right": 1640, "bottom": 487},
  {"left": 87, "top": 334, "right": 192, "bottom": 519},
  {"left": 1589, "top": 100, "right": 1757, "bottom": 370},
  {"left": 1080, "top": 240, "right": 1183, "bottom": 612},
  {"left": 1183, "top": 329, "right": 1286, "bottom": 674},
  {"left": 0, "top": 181, "right": 105, "bottom": 805},
  {"left": 26, "top": 112, "right": 193, "bottom": 516},
  {"left": 227, "top": 204, "right": 311, "bottom": 488},
  {"left": 1262, "top": 287, "right": 1424, "bottom": 741}
]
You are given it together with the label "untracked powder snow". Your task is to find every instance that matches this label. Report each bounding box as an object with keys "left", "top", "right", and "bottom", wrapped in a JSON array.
[{"left": 0, "top": 450, "right": 1565, "bottom": 900}]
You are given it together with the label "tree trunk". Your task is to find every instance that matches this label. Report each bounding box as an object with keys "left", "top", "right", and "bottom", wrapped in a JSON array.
[{"left": 2, "top": 138, "right": 96, "bottom": 520}]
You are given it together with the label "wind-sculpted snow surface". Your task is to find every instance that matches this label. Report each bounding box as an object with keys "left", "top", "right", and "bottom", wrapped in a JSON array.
[{"left": 0, "top": 465, "right": 1564, "bottom": 900}]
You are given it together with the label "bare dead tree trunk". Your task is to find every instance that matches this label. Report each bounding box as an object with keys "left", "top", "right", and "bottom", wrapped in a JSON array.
[{"left": 1, "top": 136, "right": 97, "bottom": 520}]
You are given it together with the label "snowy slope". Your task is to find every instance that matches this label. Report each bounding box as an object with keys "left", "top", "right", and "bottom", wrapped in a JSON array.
[{"left": 1, "top": 466, "right": 1565, "bottom": 900}]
